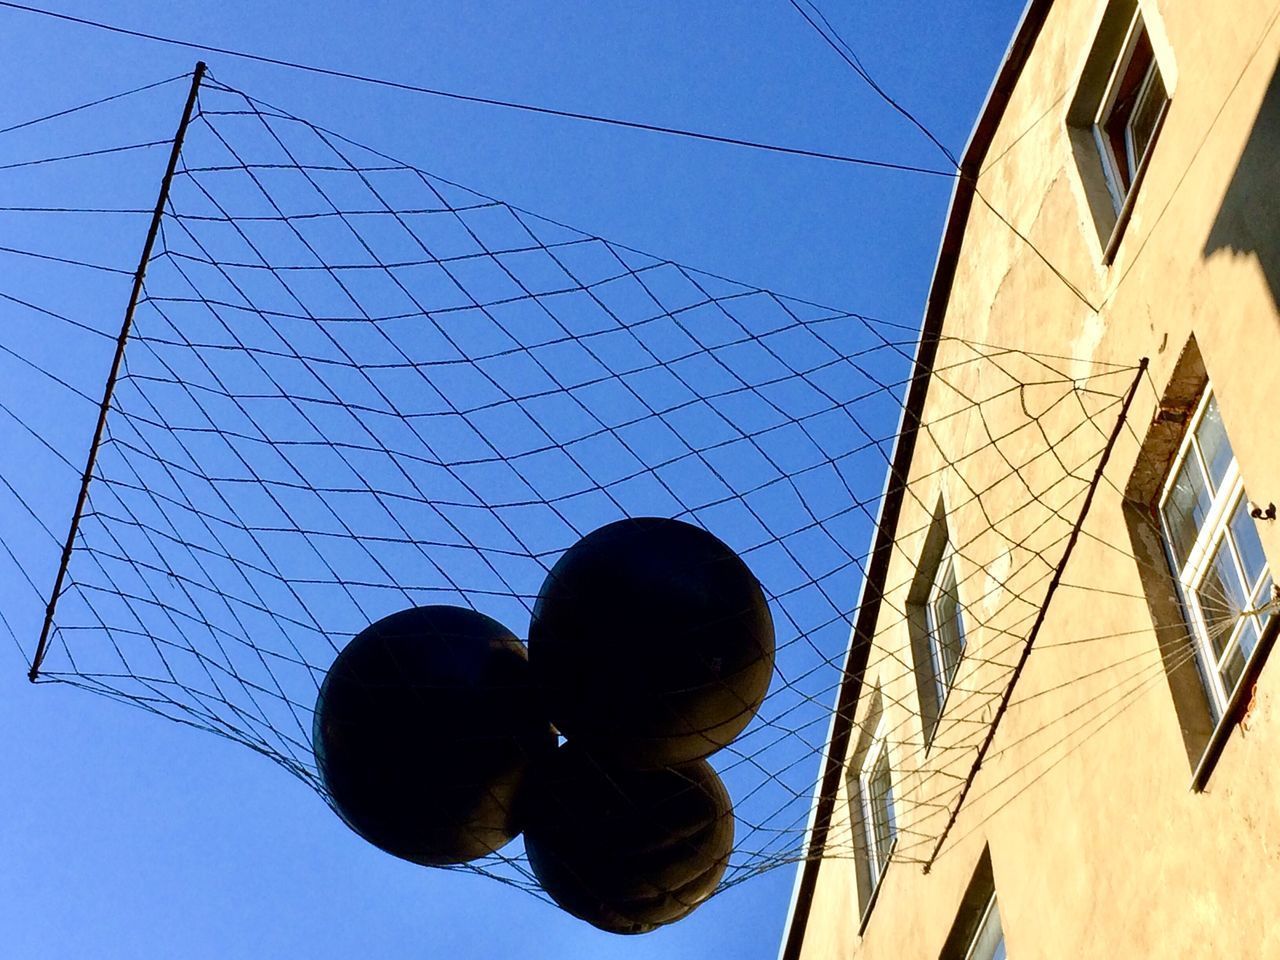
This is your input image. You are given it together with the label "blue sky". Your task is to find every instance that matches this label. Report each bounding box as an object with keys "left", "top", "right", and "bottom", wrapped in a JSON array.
[{"left": 0, "top": 3, "right": 1026, "bottom": 957}]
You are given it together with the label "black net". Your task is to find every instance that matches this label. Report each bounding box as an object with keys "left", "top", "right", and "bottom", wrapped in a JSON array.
[{"left": 6, "top": 72, "right": 1151, "bottom": 908}]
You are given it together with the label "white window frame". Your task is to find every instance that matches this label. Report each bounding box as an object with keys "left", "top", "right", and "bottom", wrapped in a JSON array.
[
  {"left": 925, "top": 542, "right": 966, "bottom": 715},
  {"left": 859, "top": 723, "right": 897, "bottom": 884},
  {"left": 1157, "top": 388, "right": 1272, "bottom": 719},
  {"left": 1091, "top": 8, "right": 1169, "bottom": 213},
  {"left": 964, "top": 892, "right": 1006, "bottom": 960}
]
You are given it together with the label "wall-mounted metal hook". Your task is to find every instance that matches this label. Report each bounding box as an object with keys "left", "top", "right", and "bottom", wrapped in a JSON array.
[{"left": 1248, "top": 501, "right": 1277, "bottom": 521}]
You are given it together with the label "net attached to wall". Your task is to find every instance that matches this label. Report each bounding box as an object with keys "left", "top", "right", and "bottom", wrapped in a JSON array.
[{"left": 7, "top": 71, "right": 1150, "bottom": 924}]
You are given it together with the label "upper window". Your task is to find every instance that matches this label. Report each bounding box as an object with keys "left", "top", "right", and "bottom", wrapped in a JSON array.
[
  {"left": 860, "top": 735, "right": 897, "bottom": 883},
  {"left": 908, "top": 499, "right": 967, "bottom": 745},
  {"left": 1066, "top": 0, "right": 1172, "bottom": 258},
  {"left": 1092, "top": 11, "right": 1169, "bottom": 214},
  {"left": 926, "top": 542, "right": 967, "bottom": 709},
  {"left": 1158, "top": 389, "right": 1273, "bottom": 717}
]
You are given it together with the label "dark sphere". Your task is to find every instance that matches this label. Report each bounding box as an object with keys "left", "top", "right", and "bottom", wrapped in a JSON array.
[
  {"left": 529, "top": 517, "right": 775, "bottom": 766},
  {"left": 313, "top": 605, "right": 555, "bottom": 866},
  {"left": 523, "top": 743, "right": 734, "bottom": 934}
]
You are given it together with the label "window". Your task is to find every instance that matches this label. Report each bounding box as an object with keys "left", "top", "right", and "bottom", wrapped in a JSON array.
[
  {"left": 926, "top": 543, "right": 967, "bottom": 709},
  {"left": 908, "top": 499, "right": 967, "bottom": 744},
  {"left": 964, "top": 894, "right": 1007, "bottom": 960},
  {"left": 859, "top": 735, "right": 897, "bottom": 882},
  {"left": 1121, "top": 338, "right": 1278, "bottom": 781},
  {"left": 1158, "top": 388, "right": 1273, "bottom": 718},
  {"left": 846, "top": 691, "right": 896, "bottom": 923},
  {"left": 1092, "top": 10, "right": 1169, "bottom": 215},
  {"left": 1066, "top": 0, "right": 1172, "bottom": 256},
  {"left": 939, "top": 847, "right": 1004, "bottom": 960}
]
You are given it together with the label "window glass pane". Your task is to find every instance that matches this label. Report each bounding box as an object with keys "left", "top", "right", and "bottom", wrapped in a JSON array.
[
  {"left": 1127, "top": 62, "right": 1166, "bottom": 168},
  {"left": 1162, "top": 452, "right": 1212, "bottom": 569},
  {"left": 1221, "top": 637, "right": 1248, "bottom": 695},
  {"left": 869, "top": 749, "right": 895, "bottom": 869},
  {"left": 1238, "top": 618, "right": 1262, "bottom": 663},
  {"left": 1196, "top": 538, "right": 1249, "bottom": 660},
  {"left": 1229, "top": 498, "right": 1268, "bottom": 592},
  {"left": 966, "top": 895, "right": 1006, "bottom": 960},
  {"left": 1195, "top": 395, "right": 1234, "bottom": 492},
  {"left": 862, "top": 802, "right": 878, "bottom": 871},
  {"left": 932, "top": 559, "right": 966, "bottom": 691},
  {"left": 1256, "top": 574, "right": 1275, "bottom": 629},
  {"left": 1102, "top": 26, "right": 1155, "bottom": 186}
]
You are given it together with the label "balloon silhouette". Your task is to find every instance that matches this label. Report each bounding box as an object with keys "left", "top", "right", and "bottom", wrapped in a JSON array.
[
  {"left": 530, "top": 517, "right": 775, "bottom": 766},
  {"left": 524, "top": 743, "right": 734, "bottom": 934},
  {"left": 314, "top": 605, "right": 555, "bottom": 865}
]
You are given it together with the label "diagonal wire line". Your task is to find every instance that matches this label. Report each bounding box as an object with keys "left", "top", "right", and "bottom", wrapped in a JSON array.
[
  {"left": 0, "top": 70, "right": 187, "bottom": 135},
  {"left": 784, "top": 0, "right": 958, "bottom": 166},
  {"left": 0, "top": 0, "right": 955, "bottom": 176},
  {"left": 0, "top": 139, "right": 169, "bottom": 171}
]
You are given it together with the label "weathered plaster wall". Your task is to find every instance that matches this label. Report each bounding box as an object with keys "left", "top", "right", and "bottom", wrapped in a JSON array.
[{"left": 797, "top": 0, "right": 1280, "bottom": 956}]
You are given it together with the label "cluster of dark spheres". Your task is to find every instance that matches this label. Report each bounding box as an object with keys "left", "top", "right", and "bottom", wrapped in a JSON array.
[{"left": 313, "top": 517, "right": 776, "bottom": 934}]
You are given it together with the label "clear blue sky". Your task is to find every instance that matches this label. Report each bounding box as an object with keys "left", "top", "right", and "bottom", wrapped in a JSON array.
[{"left": 0, "top": 3, "right": 1025, "bottom": 957}]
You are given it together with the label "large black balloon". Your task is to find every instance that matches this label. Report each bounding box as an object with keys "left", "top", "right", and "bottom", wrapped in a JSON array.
[
  {"left": 523, "top": 743, "right": 734, "bottom": 934},
  {"left": 313, "top": 605, "right": 555, "bottom": 865},
  {"left": 529, "top": 517, "right": 775, "bottom": 767}
]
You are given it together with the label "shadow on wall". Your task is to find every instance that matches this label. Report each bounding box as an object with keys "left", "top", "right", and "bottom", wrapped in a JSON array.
[{"left": 1204, "top": 58, "right": 1280, "bottom": 310}]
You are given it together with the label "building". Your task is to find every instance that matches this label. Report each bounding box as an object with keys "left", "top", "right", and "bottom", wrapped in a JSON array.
[{"left": 779, "top": 0, "right": 1280, "bottom": 956}]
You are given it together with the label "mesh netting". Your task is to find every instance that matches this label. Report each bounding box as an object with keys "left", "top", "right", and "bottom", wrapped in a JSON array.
[{"left": 13, "top": 73, "right": 1148, "bottom": 899}]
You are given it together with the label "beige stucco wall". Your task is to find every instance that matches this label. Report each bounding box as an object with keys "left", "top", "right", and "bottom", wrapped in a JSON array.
[{"left": 796, "top": 0, "right": 1280, "bottom": 957}]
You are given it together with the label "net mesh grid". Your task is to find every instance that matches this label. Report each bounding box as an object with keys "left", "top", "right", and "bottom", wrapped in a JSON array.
[{"left": 18, "top": 74, "right": 1149, "bottom": 894}]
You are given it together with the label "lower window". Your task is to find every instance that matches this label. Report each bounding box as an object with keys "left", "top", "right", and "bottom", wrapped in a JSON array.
[
  {"left": 965, "top": 893, "right": 1006, "bottom": 960},
  {"left": 939, "top": 847, "right": 1005, "bottom": 959},
  {"left": 1158, "top": 389, "right": 1273, "bottom": 718},
  {"left": 860, "top": 737, "right": 897, "bottom": 882}
]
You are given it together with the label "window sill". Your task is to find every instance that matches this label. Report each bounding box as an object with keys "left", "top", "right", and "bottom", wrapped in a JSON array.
[{"left": 1190, "top": 611, "right": 1279, "bottom": 791}]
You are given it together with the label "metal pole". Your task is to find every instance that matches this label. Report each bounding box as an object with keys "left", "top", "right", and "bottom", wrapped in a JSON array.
[
  {"left": 29, "top": 61, "right": 207, "bottom": 681},
  {"left": 922, "top": 355, "right": 1149, "bottom": 869}
]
